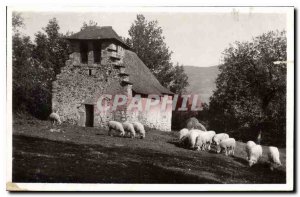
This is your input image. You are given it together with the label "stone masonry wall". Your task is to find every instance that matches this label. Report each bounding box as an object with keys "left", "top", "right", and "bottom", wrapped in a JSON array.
[
  {"left": 53, "top": 39, "right": 172, "bottom": 131},
  {"left": 52, "top": 40, "right": 129, "bottom": 127},
  {"left": 126, "top": 96, "right": 173, "bottom": 132}
]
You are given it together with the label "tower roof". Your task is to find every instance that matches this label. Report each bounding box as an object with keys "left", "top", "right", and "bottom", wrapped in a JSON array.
[{"left": 66, "top": 26, "right": 130, "bottom": 49}]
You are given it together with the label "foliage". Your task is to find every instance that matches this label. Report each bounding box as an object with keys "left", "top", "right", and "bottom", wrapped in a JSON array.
[
  {"left": 127, "top": 14, "right": 188, "bottom": 94},
  {"left": 13, "top": 16, "right": 70, "bottom": 119},
  {"left": 207, "top": 31, "right": 287, "bottom": 146},
  {"left": 169, "top": 63, "right": 189, "bottom": 94},
  {"left": 12, "top": 12, "right": 24, "bottom": 33}
]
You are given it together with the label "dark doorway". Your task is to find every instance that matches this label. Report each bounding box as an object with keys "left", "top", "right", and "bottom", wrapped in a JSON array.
[
  {"left": 80, "top": 42, "right": 88, "bottom": 63},
  {"left": 85, "top": 104, "right": 94, "bottom": 127},
  {"left": 93, "top": 41, "right": 101, "bottom": 63}
]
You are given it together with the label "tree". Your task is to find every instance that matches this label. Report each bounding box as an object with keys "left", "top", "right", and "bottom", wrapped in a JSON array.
[
  {"left": 12, "top": 13, "right": 52, "bottom": 118},
  {"left": 12, "top": 12, "right": 24, "bottom": 33},
  {"left": 34, "top": 18, "right": 70, "bottom": 76},
  {"left": 12, "top": 16, "right": 70, "bottom": 119},
  {"left": 127, "top": 14, "right": 188, "bottom": 93},
  {"left": 208, "top": 30, "right": 286, "bottom": 146},
  {"left": 169, "top": 63, "right": 189, "bottom": 94}
]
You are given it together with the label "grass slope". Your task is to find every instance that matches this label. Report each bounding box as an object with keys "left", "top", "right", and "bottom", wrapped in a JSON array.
[{"left": 12, "top": 120, "right": 286, "bottom": 184}]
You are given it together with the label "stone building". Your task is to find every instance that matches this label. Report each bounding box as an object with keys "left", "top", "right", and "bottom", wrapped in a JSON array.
[{"left": 52, "top": 26, "right": 173, "bottom": 131}]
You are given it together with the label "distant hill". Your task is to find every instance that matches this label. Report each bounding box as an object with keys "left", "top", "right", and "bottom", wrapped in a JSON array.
[{"left": 183, "top": 65, "right": 220, "bottom": 104}]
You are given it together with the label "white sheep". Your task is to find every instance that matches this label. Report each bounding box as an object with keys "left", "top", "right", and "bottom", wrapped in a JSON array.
[
  {"left": 205, "top": 130, "right": 216, "bottom": 150},
  {"left": 108, "top": 121, "right": 125, "bottom": 136},
  {"left": 213, "top": 133, "right": 229, "bottom": 145},
  {"left": 245, "top": 141, "right": 256, "bottom": 160},
  {"left": 268, "top": 146, "right": 282, "bottom": 171},
  {"left": 49, "top": 112, "right": 62, "bottom": 125},
  {"left": 248, "top": 144, "right": 263, "bottom": 167},
  {"left": 217, "top": 138, "right": 236, "bottom": 156},
  {"left": 195, "top": 131, "right": 209, "bottom": 151},
  {"left": 179, "top": 128, "right": 189, "bottom": 141},
  {"left": 184, "top": 129, "right": 202, "bottom": 149},
  {"left": 122, "top": 122, "right": 136, "bottom": 138},
  {"left": 132, "top": 122, "right": 145, "bottom": 139}
]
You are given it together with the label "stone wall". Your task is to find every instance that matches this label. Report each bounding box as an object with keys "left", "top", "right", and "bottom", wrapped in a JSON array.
[
  {"left": 126, "top": 96, "right": 173, "bottom": 132},
  {"left": 52, "top": 40, "right": 129, "bottom": 127},
  {"left": 53, "top": 39, "right": 172, "bottom": 131}
]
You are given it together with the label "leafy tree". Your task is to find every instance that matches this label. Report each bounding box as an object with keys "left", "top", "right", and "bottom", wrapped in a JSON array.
[
  {"left": 12, "top": 14, "right": 52, "bottom": 118},
  {"left": 13, "top": 16, "right": 70, "bottom": 119},
  {"left": 208, "top": 30, "right": 286, "bottom": 146},
  {"left": 33, "top": 18, "right": 70, "bottom": 76},
  {"left": 169, "top": 63, "right": 189, "bottom": 94},
  {"left": 12, "top": 12, "right": 24, "bottom": 33},
  {"left": 127, "top": 14, "right": 188, "bottom": 93}
]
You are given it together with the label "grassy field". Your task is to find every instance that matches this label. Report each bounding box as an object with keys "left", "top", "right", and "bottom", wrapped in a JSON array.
[{"left": 12, "top": 120, "right": 286, "bottom": 184}]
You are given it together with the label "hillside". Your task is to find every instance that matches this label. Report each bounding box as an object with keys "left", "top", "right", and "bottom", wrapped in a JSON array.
[
  {"left": 12, "top": 120, "right": 286, "bottom": 184},
  {"left": 183, "top": 65, "right": 220, "bottom": 104}
]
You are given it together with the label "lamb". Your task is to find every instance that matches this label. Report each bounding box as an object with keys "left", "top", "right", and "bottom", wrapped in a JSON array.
[
  {"left": 108, "top": 121, "right": 125, "bottom": 136},
  {"left": 179, "top": 128, "right": 189, "bottom": 141},
  {"left": 245, "top": 141, "right": 256, "bottom": 160},
  {"left": 122, "top": 122, "right": 136, "bottom": 138},
  {"left": 213, "top": 133, "right": 229, "bottom": 145},
  {"left": 132, "top": 122, "right": 145, "bottom": 139},
  {"left": 217, "top": 138, "right": 236, "bottom": 156},
  {"left": 248, "top": 144, "right": 263, "bottom": 167},
  {"left": 268, "top": 146, "right": 282, "bottom": 171},
  {"left": 49, "top": 112, "right": 62, "bottom": 125}
]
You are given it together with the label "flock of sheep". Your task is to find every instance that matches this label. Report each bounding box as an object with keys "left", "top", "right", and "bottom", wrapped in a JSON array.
[
  {"left": 50, "top": 112, "right": 282, "bottom": 170},
  {"left": 49, "top": 112, "right": 145, "bottom": 139},
  {"left": 179, "top": 119, "right": 282, "bottom": 170},
  {"left": 107, "top": 120, "right": 146, "bottom": 139}
]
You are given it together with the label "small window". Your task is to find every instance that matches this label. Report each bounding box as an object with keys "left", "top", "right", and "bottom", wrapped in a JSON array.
[{"left": 88, "top": 69, "right": 92, "bottom": 76}]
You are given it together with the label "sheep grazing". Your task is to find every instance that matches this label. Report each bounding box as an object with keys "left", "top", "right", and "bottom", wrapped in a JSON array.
[
  {"left": 183, "top": 129, "right": 202, "bottom": 149},
  {"left": 217, "top": 138, "right": 236, "bottom": 156},
  {"left": 213, "top": 133, "right": 229, "bottom": 145},
  {"left": 248, "top": 144, "right": 263, "bottom": 167},
  {"left": 49, "top": 112, "right": 62, "bottom": 125},
  {"left": 179, "top": 128, "right": 189, "bottom": 141},
  {"left": 122, "top": 122, "right": 136, "bottom": 138},
  {"left": 205, "top": 130, "right": 216, "bottom": 150},
  {"left": 195, "top": 131, "right": 209, "bottom": 151},
  {"left": 268, "top": 146, "right": 282, "bottom": 171},
  {"left": 245, "top": 141, "right": 256, "bottom": 160},
  {"left": 132, "top": 122, "right": 146, "bottom": 139},
  {"left": 108, "top": 121, "right": 125, "bottom": 136}
]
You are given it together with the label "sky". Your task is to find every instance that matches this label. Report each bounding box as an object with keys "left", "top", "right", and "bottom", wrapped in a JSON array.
[{"left": 18, "top": 11, "right": 286, "bottom": 67}]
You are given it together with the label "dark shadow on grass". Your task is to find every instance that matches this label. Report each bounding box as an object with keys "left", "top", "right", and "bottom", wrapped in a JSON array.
[
  {"left": 167, "top": 139, "right": 183, "bottom": 148},
  {"left": 232, "top": 156, "right": 248, "bottom": 166},
  {"left": 95, "top": 133, "right": 105, "bottom": 136},
  {"left": 13, "top": 135, "right": 221, "bottom": 184}
]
